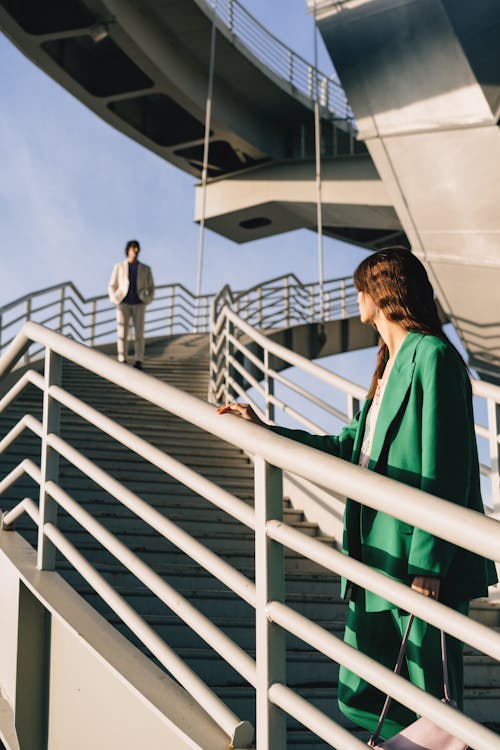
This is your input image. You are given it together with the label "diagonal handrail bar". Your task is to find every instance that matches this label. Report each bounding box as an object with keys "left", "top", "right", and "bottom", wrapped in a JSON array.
[{"left": 2, "top": 322, "right": 498, "bottom": 561}]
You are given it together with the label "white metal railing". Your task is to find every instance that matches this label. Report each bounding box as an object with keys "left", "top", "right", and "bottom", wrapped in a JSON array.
[
  {"left": 0, "top": 281, "right": 215, "bottom": 364},
  {"left": 1, "top": 322, "right": 500, "bottom": 750},
  {"left": 1, "top": 274, "right": 352, "bottom": 366},
  {"left": 210, "top": 293, "right": 500, "bottom": 513},
  {"left": 204, "top": 0, "right": 354, "bottom": 121},
  {"left": 209, "top": 272, "right": 359, "bottom": 411}
]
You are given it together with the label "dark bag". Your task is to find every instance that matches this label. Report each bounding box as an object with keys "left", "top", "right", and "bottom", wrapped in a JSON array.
[{"left": 368, "top": 615, "right": 468, "bottom": 749}]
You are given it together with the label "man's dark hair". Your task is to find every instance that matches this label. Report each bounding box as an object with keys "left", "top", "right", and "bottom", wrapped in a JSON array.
[{"left": 125, "top": 239, "right": 141, "bottom": 256}]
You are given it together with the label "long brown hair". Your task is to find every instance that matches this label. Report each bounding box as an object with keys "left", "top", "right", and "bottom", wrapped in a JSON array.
[{"left": 354, "top": 247, "right": 458, "bottom": 398}]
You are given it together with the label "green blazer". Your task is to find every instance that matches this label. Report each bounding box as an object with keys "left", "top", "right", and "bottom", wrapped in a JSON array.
[{"left": 272, "top": 331, "right": 497, "bottom": 611}]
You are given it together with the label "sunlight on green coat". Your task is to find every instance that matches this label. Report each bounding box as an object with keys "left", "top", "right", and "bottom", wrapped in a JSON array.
[{"left": 272, "top": 331, "right": 498, "bottom": 611}]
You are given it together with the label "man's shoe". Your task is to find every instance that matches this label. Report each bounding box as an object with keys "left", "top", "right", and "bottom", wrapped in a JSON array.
[{"left": 134, "top": 361, "right": 143, "bottom": 370}]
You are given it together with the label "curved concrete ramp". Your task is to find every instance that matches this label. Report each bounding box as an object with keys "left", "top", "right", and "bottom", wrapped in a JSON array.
[{"left": 0, "top": 0, "right": 345, "bottom": 179}]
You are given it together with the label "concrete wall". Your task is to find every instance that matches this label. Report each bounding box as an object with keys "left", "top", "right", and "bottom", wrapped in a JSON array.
[
  {"left": 316, "top": 0, "right": 500, "bottom": 381},
  {"left": 0, "top": 532, "right": 229, "bottom": 750}
]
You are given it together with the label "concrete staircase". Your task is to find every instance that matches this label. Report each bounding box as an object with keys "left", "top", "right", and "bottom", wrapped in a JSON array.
[{"left": 0, "top": 333, "right": 499, "bottom": 747}]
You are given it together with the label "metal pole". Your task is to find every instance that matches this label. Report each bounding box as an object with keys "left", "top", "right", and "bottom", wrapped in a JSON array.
[
  {"left": 24, "top": 298, "right": 32, "bottom": 363},
  {"left": 254, "top": 456, "right": 286, "bottom": 750},
  {"left": 195, "top": 0, "right": 218, "bottom": 326},
  {"left": 90, "top": 299, "right": 96, "bottom": 346},
  {"left": 58, "top": 286, "right": 65, "bottom": 333},
  {"left": 313, "top": 3, "right": 325, "bottom": 321},
  {"left": 264, "top": 349, "right": 275, "bottom": 423},
  {"left": 38, "top": 348, "right": 62, "bottom": 570},
  {"left": 169, "top": 285, "right": 175, "bottom": 336},
  {"left": 487, "top": 398, "right": 500, "bottom": 514}
]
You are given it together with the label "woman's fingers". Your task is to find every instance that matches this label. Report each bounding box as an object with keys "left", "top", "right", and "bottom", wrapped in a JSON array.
[
  {"left": 411, "top": 575, "right": 441, "bottom": 599},
  {"left": 216, "top": 402, "right": 264, "bottom": 426},
  {"left": 216, "top": 402, "right": 250, "bottom": 418}
]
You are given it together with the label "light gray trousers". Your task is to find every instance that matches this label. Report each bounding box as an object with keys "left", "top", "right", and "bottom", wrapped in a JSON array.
[{"left": 116, "top": 303, "right": 145, "bottom": 362}]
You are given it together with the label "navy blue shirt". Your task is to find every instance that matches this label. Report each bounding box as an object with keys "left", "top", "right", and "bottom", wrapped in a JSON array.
[{"left": 123, "top": 261, "right": 142, "bottom": 304}]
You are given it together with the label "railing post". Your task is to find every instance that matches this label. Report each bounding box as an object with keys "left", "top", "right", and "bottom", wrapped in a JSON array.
[
  {"left": 347, "top": 394, "right": 361, "bottom": 421},
  {"left": 307, "top": 65, "right": 313, "bottom": 99},
  {"left": 90, "top": 299, "right": 96, "bottom": 347},
  {"left": 341, "top": 279, "right": 347, "bottom": 319},
  {"left": 487, "top": 398, "right": 500, "bottom": 515},
  {"left": 169, "top": 286, "right": 175, "bottom": 336},
  {"left": 228, "top": 0, "right": 234, "bottom": 32},
  {"left": 37, "top": 348, "right": 62, "bottom": 571},
  {"left": 0, "top": 313, "right": 3, "bottom": 356},
  {"left": 224, "top": 315, "right": 233, "bottom": 403},
  {"left": 284, "top": 279, "right": 290, "bottom": 328},
  {"left": 258, "top": 287, "right": 263, "bottom": 329},
  {"left": 24, "top": 298, "right": 32, "bottom": 363},
  {"left": 309, "top": 288, "right": 315, "bottom": 322},
  {"left": 288, "top": 50, "right": 294, "bottom": 85},
  {"left": 204, "top": 297, "right": 209, "bottom": 333},
  {"left": 254, "top": 455, "right": 286, "bottom": 750},
  {"left": 58, "top": 286, "right": 65, "bottom": 333},
  {"left": 264, "top": 349, "right": 275, "bottom": 423}
]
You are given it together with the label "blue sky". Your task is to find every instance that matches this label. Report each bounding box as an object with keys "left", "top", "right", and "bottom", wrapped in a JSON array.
[{"left": 0, "top": 0, "right": 368, "bottom": 305}]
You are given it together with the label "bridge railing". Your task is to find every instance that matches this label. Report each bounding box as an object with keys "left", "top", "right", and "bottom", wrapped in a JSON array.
[
  {"left": 0, "top": 274, "right": 355, "bottom": 366},
  {"left": 0, "top": 281, "right": 216, "bottom": 364},
  {"left": 207, "top": 0, "right": 353, "bottom": 120},
  {"left": 0, "top": 322, "right": 499, "bottom": 750}
]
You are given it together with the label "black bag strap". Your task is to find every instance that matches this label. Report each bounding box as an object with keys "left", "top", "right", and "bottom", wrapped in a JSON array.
[{"left": 368, "top": 615, "right": 451, "bottom": 747}]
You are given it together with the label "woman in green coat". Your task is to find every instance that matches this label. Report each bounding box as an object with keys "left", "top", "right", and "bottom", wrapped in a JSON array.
[{"left": 218, "top": 247, "right": 497, "bottom": 739}]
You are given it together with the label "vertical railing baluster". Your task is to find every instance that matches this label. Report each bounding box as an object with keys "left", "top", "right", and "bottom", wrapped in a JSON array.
[
  {"left": 264, "top": 349, "right": 275, "bottom": 423},
  {"left": 307, "top": 65, "right": 313, "bottom": 99},
  {"left": 487, "top": 398, "right": 500, "bottom": 515},
  {"left": 288, "top": 50, "right": 294, "bottom": 86},
  {"left": 228, "top": 0, "right": 234, "bottom": 32},
  {"left": 169, "top": 286, "right": 175, "bottom": 336},
  {"left": 309, "top": 288, "right": 315, "bottom": 322},
  {"left": 24, "top": 298, "right": 32, "bottom": 363},
  {"left": 347, "top": 394, "right": 360, "bottom": 422},
  {"left": 224, "top": 315, "right": 233, "bottom": 404},
  {"left": 341, "top": 279, "right": 347, "bottom": 319},
  {"left": 284, "top": 279, "right": 290, "bottom": 328},
  {"left": 58, "top": 286, "right": 65, "bottom": 334},
  {"left": 324, "top": 290, "right": 331, "bottom": 322},
  {"left": 37, "top": 348, "right": 62, "bottom": 571},
  {"left": 254, "top": 456, "right": 286, "bottom": 750},
  {"left": 90, "top": 299, "right": 96, "bottom": 347},
  {"left": 204, "top": 296, "right": 209, "bottom": 333}
]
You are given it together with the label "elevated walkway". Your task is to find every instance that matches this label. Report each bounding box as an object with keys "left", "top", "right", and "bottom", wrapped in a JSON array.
[{"left": 0, "top": 0, "right": 405, "bottom": 250}]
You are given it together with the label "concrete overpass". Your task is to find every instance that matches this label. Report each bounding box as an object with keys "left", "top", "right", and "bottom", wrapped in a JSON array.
[
  {"left": 312, "top": 0, "right": 500, "bottom": 381},
  {"left": 0, "top": 0, "right": 405, "bottom": 251}
]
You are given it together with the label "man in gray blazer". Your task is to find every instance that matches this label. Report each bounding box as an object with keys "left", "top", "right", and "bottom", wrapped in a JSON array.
[{"left": 108, "top": 240, "right": 155, "bottom": 369}]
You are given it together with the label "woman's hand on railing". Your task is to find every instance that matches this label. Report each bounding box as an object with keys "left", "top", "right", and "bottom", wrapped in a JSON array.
[{"left": 216, "top": 402, "right": 267, "bottom": 427}]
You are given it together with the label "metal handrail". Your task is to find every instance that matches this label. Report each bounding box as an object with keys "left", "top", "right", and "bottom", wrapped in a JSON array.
[
  {"left": 210, "top": 291, "right": 500, "bottom": 509},
  {"left": 203, "top": 0, "right": 353, "bottom": 120},
  {"left": 1, "top": 273, "right": 357, "bottom": 366},
  {"left": 1, "top": 322, "right": 500, "bottom": 749}
]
